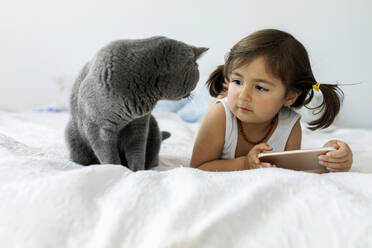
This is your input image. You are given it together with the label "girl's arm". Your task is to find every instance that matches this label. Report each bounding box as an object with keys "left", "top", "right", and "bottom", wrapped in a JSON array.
[
  {"left": 190, "top": 99, "right": 246, "bottom": 172},
  {"left": 195, "top": 157, "right": 246, "bottom": 172},
  {"left": 284, "top": 119, "right": 302, "bottom": 151}
]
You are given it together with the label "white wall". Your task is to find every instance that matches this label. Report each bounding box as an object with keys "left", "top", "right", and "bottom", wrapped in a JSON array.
[{"left": 0, "top": 0, "right": 371, "bottom": 129}]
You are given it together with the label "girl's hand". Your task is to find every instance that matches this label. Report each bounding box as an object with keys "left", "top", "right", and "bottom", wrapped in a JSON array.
[
  {"left": 244, "top": 143, "right": 277, "bottom": 169},
  {"left": 318, "top": 140, "right": 353, "bottom": 172},
  {"left": 304, "top": 169, "right": 329, "bottom": 174}
]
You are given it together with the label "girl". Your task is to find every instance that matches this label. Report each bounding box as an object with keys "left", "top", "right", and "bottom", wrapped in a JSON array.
[{"left": 190, "top": 29, "right": 353, "bottom": 173}]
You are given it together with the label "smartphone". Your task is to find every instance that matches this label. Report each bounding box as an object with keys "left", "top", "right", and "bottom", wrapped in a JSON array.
[{"left": 258, "top": 147, "right": 336, "bottom": 171}]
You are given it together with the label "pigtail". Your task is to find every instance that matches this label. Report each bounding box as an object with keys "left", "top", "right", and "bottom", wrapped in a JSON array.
[
  {"left": 206, "top": 65, "right": 226, "bottom": 97},
  {"left": 307, "top": 83, "right": 344, "bottom": 130}
]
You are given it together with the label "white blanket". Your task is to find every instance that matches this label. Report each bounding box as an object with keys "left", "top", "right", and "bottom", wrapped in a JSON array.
[{"left": 0, "top": 111, "right": 371, "bottom": 247}]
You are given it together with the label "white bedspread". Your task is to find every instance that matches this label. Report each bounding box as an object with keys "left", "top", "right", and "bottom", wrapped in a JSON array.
[{"left": 0, "top": 111, "right": 371, "bottom": 248}]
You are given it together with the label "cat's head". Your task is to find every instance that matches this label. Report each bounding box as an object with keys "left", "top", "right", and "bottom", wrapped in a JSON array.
[{"left": 147, "top": 37, "right": 208, "bottom": 101}]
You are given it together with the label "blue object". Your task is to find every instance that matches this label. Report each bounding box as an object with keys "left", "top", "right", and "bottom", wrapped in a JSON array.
[
  {"left": 153, "top": 85, "right": 212, "bottom": 123},
  {"left": 34, "top": 107, "right": 66, "bottom": 113}
]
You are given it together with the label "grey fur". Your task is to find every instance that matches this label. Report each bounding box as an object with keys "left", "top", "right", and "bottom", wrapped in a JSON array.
[{"left": 65, "top": 36, "right": 208, "bottom": 171}]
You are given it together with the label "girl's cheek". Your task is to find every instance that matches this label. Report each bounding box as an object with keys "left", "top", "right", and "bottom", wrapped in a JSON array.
[{"left": 255, "top": 100, "right": 277, "bottom": 116}]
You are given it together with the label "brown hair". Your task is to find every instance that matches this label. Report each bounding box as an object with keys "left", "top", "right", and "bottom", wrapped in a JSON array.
[{"left": 206, "top": 29, "right": 343, "bottom": 130}]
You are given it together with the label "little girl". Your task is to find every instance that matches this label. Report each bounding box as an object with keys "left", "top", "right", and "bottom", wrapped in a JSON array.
[{"left": 190, "top": 29, "right": 353, "bottom": 173}]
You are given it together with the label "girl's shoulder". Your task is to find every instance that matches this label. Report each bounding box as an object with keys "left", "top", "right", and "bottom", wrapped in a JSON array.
[
  {"left": 201, "top": 98, "right": 226, "bottom": 129},
  {"left": 196, "top": 98, "right": 227, "bottom": 144}
]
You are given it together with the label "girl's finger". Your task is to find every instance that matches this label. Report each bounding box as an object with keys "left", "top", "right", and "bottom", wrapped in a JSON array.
[
  {"left": 255, "top": 158, "right": 260, "bottom": 165},
  {"left": 305, "top": 169, "right": 328, "bottom": 174},
  {"left": 260, "top": 162, "right": 275, "bottom": 168},
  {"left": 326, "top": 142, "right": 351, "bottom": 159},
  {"left": 321, "top": 160, "right": 351, "bottom": 170},
  {"left": 250, "top": 143, "right": 274, "bottom": 168},
  {"left": 326, "top": 167, "right": 349, "bottom": 173},
  {"left": 254, "top": 143, "right": 272, "bottom": 152},
  {"left": 318, "top": 155, "right": 349, "bottom": 164}
]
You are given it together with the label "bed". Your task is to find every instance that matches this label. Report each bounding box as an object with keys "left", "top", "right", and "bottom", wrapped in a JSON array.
[{"left": 0, "top": 109, "right": 372, "bottom": 247}]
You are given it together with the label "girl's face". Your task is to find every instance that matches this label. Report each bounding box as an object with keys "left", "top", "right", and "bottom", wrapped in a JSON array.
[{"left": 227, "top": 56, "right": 299, "bottom": 124}]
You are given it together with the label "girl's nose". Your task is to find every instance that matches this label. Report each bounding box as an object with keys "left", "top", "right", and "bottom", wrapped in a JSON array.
[{"left": 239, "top": 85, "right": 252, "bottom": 101}]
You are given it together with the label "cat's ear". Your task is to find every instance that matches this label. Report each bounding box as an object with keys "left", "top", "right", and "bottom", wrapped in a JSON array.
[{"left": 193, "top": 47, "right": 209, "bottom": 60}]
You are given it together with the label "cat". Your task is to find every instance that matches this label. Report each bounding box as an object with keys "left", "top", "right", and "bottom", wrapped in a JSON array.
[{"left": 65, "top": 36, "right": 208, "bottom": 171}]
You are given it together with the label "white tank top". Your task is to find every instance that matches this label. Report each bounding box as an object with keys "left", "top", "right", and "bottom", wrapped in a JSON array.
[{"left": 216, "top": 97, "right": 301, "bottom": 159}]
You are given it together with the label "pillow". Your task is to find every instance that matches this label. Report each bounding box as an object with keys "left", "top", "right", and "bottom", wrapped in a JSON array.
[
  {"left": 153, "top": 98, "right": 189, "bottom": 113},
  {"left": 177, "top": 85, "right": 212, "bottom": 122},
  {"left": 153, "top": 84, "right": 212, "bottom": 123}
]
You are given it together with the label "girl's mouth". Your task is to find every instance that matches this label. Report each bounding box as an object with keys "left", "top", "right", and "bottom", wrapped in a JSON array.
[{"left": 239, "top": 107, "right": 251, "bottom": 112}]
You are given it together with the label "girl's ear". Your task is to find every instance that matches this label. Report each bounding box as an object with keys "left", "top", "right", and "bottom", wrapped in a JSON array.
[
  {"left": 223, "top": 79, "right": 229, "bottom": 90},
  {"left": 284, "top": 90, "right": 301, "bottom": 107},
  {"left": 219, "top": 80, "right": 229, "bottom": 98}
]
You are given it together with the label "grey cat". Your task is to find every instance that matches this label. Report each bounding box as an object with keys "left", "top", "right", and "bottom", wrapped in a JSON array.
[{"left": 65, "top": 36, "right": 208, "bottom": 171}]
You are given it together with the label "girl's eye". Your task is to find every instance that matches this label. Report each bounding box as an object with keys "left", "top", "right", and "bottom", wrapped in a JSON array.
[
  {"left": 256, "top": 85, "right": 268, "bottom": 92},
  {"left": 232, "top": 80, "right": 241, "bottom": 85}
]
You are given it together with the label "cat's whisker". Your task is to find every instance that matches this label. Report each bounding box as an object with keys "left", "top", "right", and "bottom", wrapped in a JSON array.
[{"left": 185, "top": 93, "right": 195, "bottom": 103}]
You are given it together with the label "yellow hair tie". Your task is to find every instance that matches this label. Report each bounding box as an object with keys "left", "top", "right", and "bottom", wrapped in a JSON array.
[{"left": 312, "top": 82, "right": 321, "bottom": 92}]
